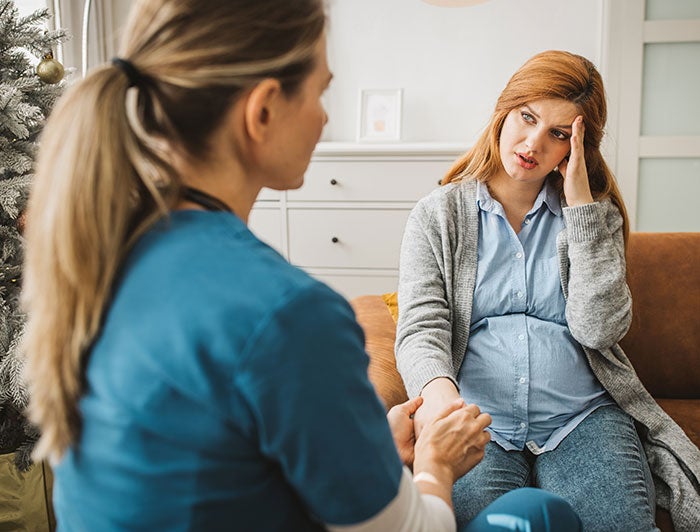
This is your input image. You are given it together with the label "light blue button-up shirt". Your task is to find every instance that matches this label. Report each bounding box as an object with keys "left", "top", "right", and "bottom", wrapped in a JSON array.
[{"left": 457, "top": 180, "right": 613, "bottom": 454}]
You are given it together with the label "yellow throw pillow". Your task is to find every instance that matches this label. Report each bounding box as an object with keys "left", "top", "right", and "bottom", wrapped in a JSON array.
[{"left": 381, "top": 292, "right": 398, "bottom": 323}]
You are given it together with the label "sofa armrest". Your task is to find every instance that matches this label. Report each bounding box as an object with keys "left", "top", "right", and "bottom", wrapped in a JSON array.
[{"left": 351, "top": 295, "right": 407, "bottom": 410}]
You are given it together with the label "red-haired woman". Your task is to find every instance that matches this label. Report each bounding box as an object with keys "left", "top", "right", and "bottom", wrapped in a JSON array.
[{"left": 396, "top": 50, "right": 700, "bottom": 532}]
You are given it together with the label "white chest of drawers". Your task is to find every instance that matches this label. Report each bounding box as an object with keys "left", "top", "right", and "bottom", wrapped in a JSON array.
[{"left": 248, "top": 142, "right": 465, "bottom": 300}]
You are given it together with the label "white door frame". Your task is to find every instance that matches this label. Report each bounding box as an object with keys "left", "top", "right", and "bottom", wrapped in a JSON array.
[{"left": 602, "top": 0, "right": 700, "bottom": 229}]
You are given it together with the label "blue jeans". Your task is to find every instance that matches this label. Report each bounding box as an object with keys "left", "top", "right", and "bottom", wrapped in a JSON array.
[
  {"left": 463, "top": 487, "right": 581, "bottom": 532},
  {"left": 453, "top": 405, "right": 658, "bottom": 532}
]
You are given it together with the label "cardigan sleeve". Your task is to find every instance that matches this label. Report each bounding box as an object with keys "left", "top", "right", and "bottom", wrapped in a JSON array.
[
  {"left": 395, "top": 198, "right": 458, "bottom": 399},
  {"left": 562, "top": 199, "right": 632, "bottom": 350}
]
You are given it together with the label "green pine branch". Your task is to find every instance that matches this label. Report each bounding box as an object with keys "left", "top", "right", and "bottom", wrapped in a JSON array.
[{"left": 0, "top": 0, "right": 68, "bottom": 468}]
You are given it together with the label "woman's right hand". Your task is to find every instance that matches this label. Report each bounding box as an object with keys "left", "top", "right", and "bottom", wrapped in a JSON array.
[
  {"left": 412, "top": 398, "right": 492, "bottom": 507},
  {"left": 414, "top": 377, "right": 462, "bottom": 438}
]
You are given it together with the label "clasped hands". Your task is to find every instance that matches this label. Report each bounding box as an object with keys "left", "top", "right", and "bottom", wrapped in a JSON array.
[{"left": 387, "top": 390, "right": 491, "bottom": 486}]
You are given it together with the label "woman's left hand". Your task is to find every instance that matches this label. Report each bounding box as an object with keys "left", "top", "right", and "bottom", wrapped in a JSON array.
[
  {"left": 558, "top": 115, "right": 594, "bottom": 207},
  {"left": 386, "top": 395, "right": 423, "bottom": 467}
]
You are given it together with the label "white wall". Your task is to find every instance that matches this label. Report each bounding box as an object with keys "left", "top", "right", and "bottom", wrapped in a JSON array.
[
  {"left": 14, "top": 0, "right": 135, "bottom": 74},
  {"left": 16, "top": 0, "right": 605, "bottom": 146},
  {"left": 14, "top": 0, "right": 45, "bottom": 15},
  {"left": 323, "top": 0, "right": 604, "bottom": 144}
]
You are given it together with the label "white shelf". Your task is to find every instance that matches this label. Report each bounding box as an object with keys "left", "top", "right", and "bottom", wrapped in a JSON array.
[{"left": 314, "top": 142, "right": 467, "bottom": 157}]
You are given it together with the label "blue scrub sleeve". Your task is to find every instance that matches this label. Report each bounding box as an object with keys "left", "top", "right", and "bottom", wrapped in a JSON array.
[{"left": 235, "top": 282, "right": 404, "bottom": 526}]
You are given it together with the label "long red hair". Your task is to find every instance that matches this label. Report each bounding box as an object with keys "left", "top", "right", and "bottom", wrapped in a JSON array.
[{"left": 444, "top": 50, "right": 629, "bottom": 242}]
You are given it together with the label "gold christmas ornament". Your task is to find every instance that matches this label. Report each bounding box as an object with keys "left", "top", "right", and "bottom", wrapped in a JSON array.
[{"left": 36, "top": 52, "right": 65, "bottom": 84}]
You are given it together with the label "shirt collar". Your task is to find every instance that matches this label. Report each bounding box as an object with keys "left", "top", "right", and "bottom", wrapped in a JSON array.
[
  {"left": 476, "top": 180, "right": 494, "bottom": 211},
  {"left": 542, "top": 179, "right": 562, "bottom": 217},
  {"left": 476, "top": 179, "right": 562, "bottom": 217}
]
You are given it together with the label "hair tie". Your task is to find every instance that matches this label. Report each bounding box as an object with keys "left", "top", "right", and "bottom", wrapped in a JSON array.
[{"left": 111, "top": 57, "right": 144, "bottom": 88}]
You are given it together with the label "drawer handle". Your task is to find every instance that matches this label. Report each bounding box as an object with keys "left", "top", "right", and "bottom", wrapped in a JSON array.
[
  {"left": 330, "top": 179, "right": 338, "bottom": 185},
  {"left": 331, "top": 236, "right": 339, "bottom": 243}
]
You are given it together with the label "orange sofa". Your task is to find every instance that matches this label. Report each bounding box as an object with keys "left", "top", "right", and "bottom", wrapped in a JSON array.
[{"left": 351, "top": 232, "right": 700, "bottom": 532}]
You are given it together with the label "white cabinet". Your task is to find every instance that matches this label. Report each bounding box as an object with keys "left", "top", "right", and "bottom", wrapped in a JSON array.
[
  {"left": 249, "top": 142, "right": 465, "bottom": 300},
  {"left": 247, "top": 206, "right": 283, "bottom": 254}
]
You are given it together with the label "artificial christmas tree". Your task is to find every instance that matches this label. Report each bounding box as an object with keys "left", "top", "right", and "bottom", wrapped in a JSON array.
[{"left": 0, "top": 0, "right": 66, "bottom": 471}]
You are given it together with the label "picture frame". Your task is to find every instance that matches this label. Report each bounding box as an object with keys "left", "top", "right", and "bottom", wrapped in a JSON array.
[{"left": 357, "top": 89, "right": 403, "bottom": 142}]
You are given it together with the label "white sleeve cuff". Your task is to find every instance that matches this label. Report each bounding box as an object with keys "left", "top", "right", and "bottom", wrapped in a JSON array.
[{"left": 326, "top": 466, "right": 456, "bottom": 532}]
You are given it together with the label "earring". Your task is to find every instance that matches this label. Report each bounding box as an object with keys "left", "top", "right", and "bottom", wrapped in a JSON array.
[{"left": 554, "top": 166, "right": 559, "bottom": 173}]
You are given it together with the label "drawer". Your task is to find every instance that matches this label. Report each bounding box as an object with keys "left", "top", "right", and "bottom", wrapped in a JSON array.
[
  {"left": 311, "top": 273, "right": 398, "bottom": 301},
  {"left": 248, "top": 207, "right": 283, "bottom": 253},
  {"left": 288, "top": 160, "right": 449, "bottom": 202},
  {"left": 288, "top": 209, "right": 410, "bottom": 269}
]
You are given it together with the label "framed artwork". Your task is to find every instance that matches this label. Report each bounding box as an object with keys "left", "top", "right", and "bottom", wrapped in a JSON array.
[{"left": 357, "top": 89, "right": 402, "bottom": 142}]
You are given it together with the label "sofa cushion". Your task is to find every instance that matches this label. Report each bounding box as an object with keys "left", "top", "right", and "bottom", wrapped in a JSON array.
[
  {"left": 381, "top": 292, "right": 399, "bottom": 323},
  {"left": 656, "top": 398, "right": 700, "bottom": 449},
  {"left": 621, "top": 233, "right": 700, "bottom": 399}
]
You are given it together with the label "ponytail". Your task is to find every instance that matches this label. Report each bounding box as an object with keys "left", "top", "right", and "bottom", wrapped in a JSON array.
[
  {"left": 22, "top": 0, "right": 325, "bottom": 462},
  {"left": 23, "top": 67, "right": 173, "bottom": 462}
]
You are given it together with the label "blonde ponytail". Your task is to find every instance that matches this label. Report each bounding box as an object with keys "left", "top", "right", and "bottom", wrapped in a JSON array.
[
  {"left": 23, "top": 68, "right": 172, "bottom": 461},
  {"left": 23, "top": 0, "right": 325, "bottom": 461}
]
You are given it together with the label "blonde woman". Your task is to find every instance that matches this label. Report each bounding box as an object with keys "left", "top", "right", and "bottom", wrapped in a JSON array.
[{"left": 396, "top": 50, "right": 700, "bottom": 532}]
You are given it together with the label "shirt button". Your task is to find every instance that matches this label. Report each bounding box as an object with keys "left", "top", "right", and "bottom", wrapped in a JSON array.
[
  {"left": 524, "top": 219, "right": 531, "bottom": 225},
  {"left": 518, "top": 334, "right": 525, "bottom": 341},
  {"left": 520, "top": 422, "right": 527, "bottom": 429},
  {"left": 517, "top": 291, "right": 524, "bottom": 298},
  {"left": 519, "top": 377, "right": 526, "bottom": 384},
  {"left": 515, "top": 252, "right": 523, "bottom": 259}
]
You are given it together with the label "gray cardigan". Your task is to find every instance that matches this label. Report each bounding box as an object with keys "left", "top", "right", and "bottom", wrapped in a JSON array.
[{"left": 395, "top": 179, "right": 700, "bottom": 531}]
